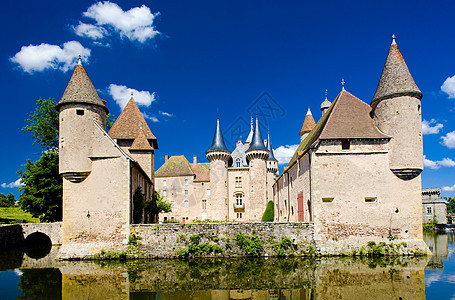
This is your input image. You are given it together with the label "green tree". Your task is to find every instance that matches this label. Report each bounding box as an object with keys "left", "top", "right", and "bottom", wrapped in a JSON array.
[
  {"left": 447, "top": 198, "right": 455, "bottom": 215},
  {"left": 261, "top": 200, "right": 274, "bottom": 222},
  {"left": 18, "top": 151, "right": 62, "bottom": 222},
  {"left": 143, "top": 190, "right": 172, "bottom": 223},
  {"left": 23, "top": 98, "right": 59, "bottom": 150},
  {"left": 0, "top": 193, "right": 15, "bottom": 207}
]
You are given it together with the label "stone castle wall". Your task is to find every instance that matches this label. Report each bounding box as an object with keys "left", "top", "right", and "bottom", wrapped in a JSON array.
[{"left": 131, "top": 222, "right": 314, "bottom": 258}]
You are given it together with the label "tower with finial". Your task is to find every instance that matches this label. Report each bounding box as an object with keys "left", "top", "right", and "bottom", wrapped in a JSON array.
[
  {"left": 55, "top": 57, "right": 108, "bottom": 182},
  {"left": 266, "top": 132, "right": 278, "bottom": 204},
  {"left": 320, "top": 90, "right": 331, "bottom": 116},
  {"left": 299, "top": 108, "right": 316, "bottom": 141},
  {"left": 245, "top": 116, "right": 270, "bottom": 219},
  {"left": 206, "top": 116, "right": 231, "bottom": 220},
  {"left": 370, "top": 35, "right": 423, "bottom": 179}
]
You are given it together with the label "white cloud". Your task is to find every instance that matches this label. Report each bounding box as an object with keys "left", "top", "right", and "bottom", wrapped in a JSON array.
[
  {"left": 143, "top": 113, "right": 159, "bottom": 122},
  {"left": 441, "top": 75, "right": 455, "bottom": 98},
  {"left": 424, "top": 155, "right": 455, "bottom": 170},
  {"left": 160, "top": 111, "right": 173, "bottom": 117},
  {"left": 274, "top": 144, "right": 298, "bottom": 165},
  {"left": 1, "top": 179, "right": 23, "bottom": 189},
  {"left": 441, "top": 131, "right": 455, "bottom": 149},
  {"left": 108, "top": 84, "right": 156, "bottom": 109},
  {"left": 73, "top": 22, "right": 107, "bottom": 40},
  {"left": 443, "top": 184, "right": 455, "bottom": 192},
  {"left": 80, "top": 1, "right": 160, "bottom": 43},
  {"left": 422, "top": 119, "right": 443, "bottom": 135},
  {"left": 10, "top": 41, "right": 90, "bottom": 73}
]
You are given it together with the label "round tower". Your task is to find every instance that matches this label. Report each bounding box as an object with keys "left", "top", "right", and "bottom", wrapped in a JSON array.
[
  {"left": 206, "top": 117, "right": 231, "bottom": 220},
  {"left": 370, "top": 36, "right": 423, "bottom": 180},
  {"left": 266, "top": 133, "right": 278, "bottom": 205},
  {"left": 246, "top": 116, "right": 269, "bottom": 219},
  {"left": 55, "top": 58, "right": 108, "bottom": 182}
]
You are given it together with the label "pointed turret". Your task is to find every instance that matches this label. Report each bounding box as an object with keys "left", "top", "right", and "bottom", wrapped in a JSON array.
[
  {"left": 248, "top": 116, "right": 267, "bottom": 150},
  {"left": 299, "top": 108, "right": 316, "bottom": 141},
  {"left": 320, "top": 90, "right": 331, "bottom": 116},
  {"left": 267, "top": 133, "right": 277, "bottom": 162},
  {"left": 56, "top": 60, "right": 108, "bottom": 113},
  {"left": 371, "top": 35, "right": 422, "bottom": 106},
  {"left": 370, "top": 35, "right": 423, "bottom": 180},
  {"left": 245, "top": 115, "right": 254, "bottom": 147},
  {"left": 207, "top": 117, "right": 229, "bottom": 152}
]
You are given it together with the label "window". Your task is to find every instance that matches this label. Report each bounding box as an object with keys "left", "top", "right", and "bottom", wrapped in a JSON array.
[
  {"left": 236, "top": 158, "right": 241, "bottom": 168},
  {"left": 163, "top": 190, "right": 167, "bottom": 197},
  {"left": 185, "top": 190, "right": 188, "bottom": 196},
  {"left": 207, "top": 189, "right": 211, "bottom": 198},
  {"left": 184, "top": 179, "right": 188, "bottom": 186},
  {"left": 342, "top": 140, "right": 350, "bottom": 150},
  {"left": 184, "top": 200, "right": 189, "bottom": 207},
  {"left": 427, "top": 207, "right": 432, "bottom": 214},
  {"left": 163, "top": 180, "right": 167, "bottom": 187},
  {"left": 164, "top": 217, "right": 167, "bottom": 221},
  {"left": 365, "top": 197, "right": 377, "bottom": 203},
  {"left": 235, "top": 177, "right": 242, "bottom": 188},
  {"left": 202, "top": 200, "right": 207, "bottom": 210},
  {"left": 236, "top": 212, "right": 242, "bottom": 219},
  {"left": 236, "top": 194, "right": 243, "bottom": 206},
  {"left": 76, "top": 109, "right": 84, "bottom": 116},
  {"left": 291, "top": 206, "right": 294, "bottom": 215}
]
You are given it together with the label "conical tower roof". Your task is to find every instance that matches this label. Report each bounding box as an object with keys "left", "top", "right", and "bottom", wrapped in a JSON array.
[
  {"left": 108, "top": 97, "right": 158, "bottom": 149},
  {"left": 248, "top": 116, "right": 267, "bottom": 150},
  {"left": 267, "top": 133, "right": 277, "bottom": 161},
  {"left": 207, "top": 117, "right": 229, "bottom": 152},
  {"left": 372, "top": 36, "right": 422, "bottom": 105},
  {"left": 56, "top": 59, "right": 108, "bottom": 112},
  {"left": 245, "top": 115, "right": 254, "bottom": 144},
  {"left": 299, "top": 108, "right": 316, "bottom": 136}
]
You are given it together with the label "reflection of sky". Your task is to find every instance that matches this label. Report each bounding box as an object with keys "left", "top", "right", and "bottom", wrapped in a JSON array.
[
  {"left": 425, "top": 233, "right": 455, "bottom": 299},
  {"left": 0, "top": 269, "right": 23, "bottom": 299}
]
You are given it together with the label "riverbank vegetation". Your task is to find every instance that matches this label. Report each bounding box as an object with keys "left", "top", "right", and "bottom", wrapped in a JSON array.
[{"left": 0, "top": 206, "right": 40, "bottom": 224}]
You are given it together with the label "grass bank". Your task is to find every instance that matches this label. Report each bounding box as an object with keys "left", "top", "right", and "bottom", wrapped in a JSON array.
[{"left": 0, "top": 207, "right": 39, "bottom": 224}]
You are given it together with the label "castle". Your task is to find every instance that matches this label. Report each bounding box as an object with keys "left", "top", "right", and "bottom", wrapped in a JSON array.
[
  {"left": 56, "top": 58, "right": 157, "bottom": 253},
  {"left": 155, "top": 116, "right": 279, "bottom": 222},
  {"left": 55, "top": 36, "right": 429, "bottom": 256}
]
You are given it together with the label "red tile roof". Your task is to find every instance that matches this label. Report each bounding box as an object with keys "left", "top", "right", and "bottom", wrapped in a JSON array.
[
  {"left": 130, "top": 129, "right": 153, "bottom": 151},
  {"left": 108, "top": 97, "right": 158, "bottom": 149},
  {"left": 299, "top": 111, "right": 316, "bottom": 136},
  {"left": 192, "top": 163, "right": 210, "bottom": 182},
  {"left": 155, "top": 156, "right": 195, "bottom": 177}
]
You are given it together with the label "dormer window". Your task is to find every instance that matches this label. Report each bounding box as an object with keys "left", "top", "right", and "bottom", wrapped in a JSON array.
[{"left": 236, "top": 158, "right": 241, "bottom": 168}]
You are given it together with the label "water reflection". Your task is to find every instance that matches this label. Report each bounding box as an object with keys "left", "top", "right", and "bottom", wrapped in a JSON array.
[{"left": 0, "top": 249, "right": 431, "bottom": 300}]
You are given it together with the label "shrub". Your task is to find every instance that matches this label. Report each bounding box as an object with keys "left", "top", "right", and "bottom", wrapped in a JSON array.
[
  {"left": 235, "top": 232, "right": 263, "bottom": 256},
  {"left": 261, "top": 201, "right": 274, "bottom": 222}
]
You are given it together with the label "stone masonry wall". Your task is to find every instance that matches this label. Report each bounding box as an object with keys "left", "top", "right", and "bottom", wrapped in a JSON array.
[{"left": 131, "top": 222, "right": 314, "bottom": 258}]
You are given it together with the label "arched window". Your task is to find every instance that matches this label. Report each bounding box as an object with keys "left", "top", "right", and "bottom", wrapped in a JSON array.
[{"left": 184, "top": 200, "right": 189, "bottom": 207}]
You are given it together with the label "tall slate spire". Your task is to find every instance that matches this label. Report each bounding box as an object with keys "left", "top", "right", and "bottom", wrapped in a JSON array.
[
  {"left": 267, "top": 133, "right": 277, "bottom": 161},
  {"left": 372, "top": 36, "right": 422, "bottom": 105},
  {"left": 207, "top": 116, "right": 229, "bottom": 152},
  {"left": 248, "top": 116, "right": 267, "bottom": 150}
]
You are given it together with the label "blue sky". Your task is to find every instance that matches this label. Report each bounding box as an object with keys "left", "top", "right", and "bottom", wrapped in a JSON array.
[{"left": 1, "top": 0, "right": 455, "bottom": 198}]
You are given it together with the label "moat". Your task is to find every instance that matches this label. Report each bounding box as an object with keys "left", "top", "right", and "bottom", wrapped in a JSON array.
[{"left": 0, "top": 232, "right": 453, "bottom": 299}]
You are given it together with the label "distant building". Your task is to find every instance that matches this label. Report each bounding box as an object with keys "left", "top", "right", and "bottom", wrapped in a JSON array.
[
  {"left": 422, "top": 188, "right": 448, "bottom": 224},
  {"left": 155, "top": 117, "right": 279, "bottom": 222}
]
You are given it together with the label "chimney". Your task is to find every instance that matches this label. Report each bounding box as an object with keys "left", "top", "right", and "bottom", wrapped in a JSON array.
[
  {"left": 165, "top": 155, "right": 169, "bottom": 162},
  {"left": 193, "top": 155, "right": 197, "bottom": 165}
]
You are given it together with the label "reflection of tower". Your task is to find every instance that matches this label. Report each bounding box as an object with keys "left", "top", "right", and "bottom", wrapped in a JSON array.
[
  {"left": 56, "top": 58, "right": 108, "bottom": 182},
  {"left": 266, "top": 133, "right": 278, "bottom": 204},
  {"left": 206, "top": 117, "right": 231, "bottom": 220},
  {"left": 246, "top": 116, "right": 269, "bottom": 219},
  {"left": 370, "top": 36, "right": 423, "bottom": 180}
]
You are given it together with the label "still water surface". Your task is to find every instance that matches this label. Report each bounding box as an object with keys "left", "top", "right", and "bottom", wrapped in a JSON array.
[{"left": 0, "top": 233, "right": 453, "bottom": 299}]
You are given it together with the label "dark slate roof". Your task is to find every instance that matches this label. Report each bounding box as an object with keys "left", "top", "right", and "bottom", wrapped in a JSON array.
[
  {"left": 299, "top": 108, "right": 316, "bottom": 136},
  {"left": 56, "top": 63, "right": 108, "bottom": 112},
  {"left": 286, "top": 90, "right": 389, "bottom": 168},
  {"left": 207, "top": 118, "right": 229, "bottom": 152},
  {"left": 155, "top": 156, "right": 195, "bottom": 177},
  {"left": 129, "top": 129, "right": 153, "bottom": 151},
  {"left": 108, "top": 97, "right": 158, "bottom": 149},
  {"left": 192, "top": 163, "right": 210, "bottom": 182},
  {"left": 319, "top": 90, "right": 390, "bottom": 140},
  {"left": 248, "top": 117, "right": 267, "bottom": 150},
  {"left": 267, "top": 135, "right": 277, "bottom": 161},
  {"left": 372, "top": 39, "right": 422, "bottom": 105}
]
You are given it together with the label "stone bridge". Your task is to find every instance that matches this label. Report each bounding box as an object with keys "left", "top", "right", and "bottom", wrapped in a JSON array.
[{"left": 21, "top": 222, "right": 62, "bottom": 245}]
